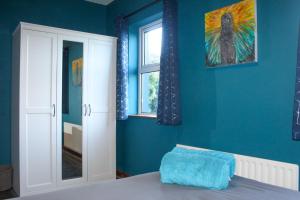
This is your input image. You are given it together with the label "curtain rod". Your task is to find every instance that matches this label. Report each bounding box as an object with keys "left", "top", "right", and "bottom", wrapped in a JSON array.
[{"left": 123, "top": 0, "right": 162, "bottom": 19}]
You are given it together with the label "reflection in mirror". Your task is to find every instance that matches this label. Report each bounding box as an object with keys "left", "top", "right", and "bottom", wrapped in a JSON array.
[{"left": 62, "top": 41, "right": 83, "bottom": 180}]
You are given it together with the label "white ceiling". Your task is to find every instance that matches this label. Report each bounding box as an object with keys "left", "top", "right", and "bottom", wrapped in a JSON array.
[{"left": 85, "top": 0, "right": 114, "bottom": 6}]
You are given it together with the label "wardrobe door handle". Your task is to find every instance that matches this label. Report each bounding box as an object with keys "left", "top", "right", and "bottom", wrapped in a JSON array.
[
  {"left": 84, "top": 104, "right": 88, "bottom": 116},
  {"left": 52, "top": 104, "right": 56, "bottom": 117},
  {"left": 88, "top": 104, "right": 91, "bottom": 116}
]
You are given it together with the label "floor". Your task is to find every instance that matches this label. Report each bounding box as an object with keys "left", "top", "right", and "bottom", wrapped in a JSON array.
[
  {"left": 62, "top": 149, "right": 82, "bottom": 180},
  {"left": 0, "top": 189, "right": 17, "bottom": 199},
  {"left": 0, "top": 151, "right": 125, "bottom": 199}
]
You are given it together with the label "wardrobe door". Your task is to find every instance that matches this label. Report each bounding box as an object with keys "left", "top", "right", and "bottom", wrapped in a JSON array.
[
  {"left": 87, "top": 39, "right": 116, "bottom": 181},
  {"left": 56, "top": 36, "right": 88, "bottom": 186},
  {"left": 20, "top": 30, "right": 57, "bottom": 194}
]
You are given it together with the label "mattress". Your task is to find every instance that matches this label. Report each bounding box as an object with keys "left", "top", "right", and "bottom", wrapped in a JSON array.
[{"left": 12, "top": 172, "right": 300, "bottom": 200}]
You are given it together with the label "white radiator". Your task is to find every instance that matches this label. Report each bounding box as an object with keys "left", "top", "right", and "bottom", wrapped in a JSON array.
[{"left": 177, "top": 144, "right": 299, "bottom": 191}]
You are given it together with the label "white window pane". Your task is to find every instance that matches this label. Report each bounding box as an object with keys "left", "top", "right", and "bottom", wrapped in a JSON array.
[
  {"left": 141, "top": 71, "right": 160, "bottom": 113},
  {"left": 144, "top": 27, "right": 162, "bottom": 65}
]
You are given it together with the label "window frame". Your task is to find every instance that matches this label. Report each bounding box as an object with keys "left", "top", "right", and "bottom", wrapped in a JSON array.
[{"left": 138, "top": 19, "right": 162, "bottom": 115}]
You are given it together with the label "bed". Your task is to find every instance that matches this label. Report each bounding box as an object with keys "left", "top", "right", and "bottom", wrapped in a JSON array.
[{"left": 12, "top": 172, "right": 300, "bottom": 200}]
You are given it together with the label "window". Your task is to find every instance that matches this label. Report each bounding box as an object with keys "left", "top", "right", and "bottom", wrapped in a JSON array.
[{"left": 139, "top": 20, "right": 162, "bottom": 115}]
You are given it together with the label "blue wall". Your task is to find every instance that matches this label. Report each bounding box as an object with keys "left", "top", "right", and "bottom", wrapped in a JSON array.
[
  {"left": 0, "top": 0, "right": 107, "bottom": 164},
  {"left": 108, "top": 0, "right": 300, "bottom": 177},
  {"left": 62, "top": 43, "right": 83, "bottom": 126}
]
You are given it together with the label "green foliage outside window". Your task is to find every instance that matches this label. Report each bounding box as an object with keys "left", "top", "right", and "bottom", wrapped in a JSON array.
[{"left": 148, "top": 72, "right": 159, "bottom": 113}]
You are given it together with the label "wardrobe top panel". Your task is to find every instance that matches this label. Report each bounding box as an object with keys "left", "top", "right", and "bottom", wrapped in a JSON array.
[{"left": 13, "top": 22, "right": 117, "bottom": 42}]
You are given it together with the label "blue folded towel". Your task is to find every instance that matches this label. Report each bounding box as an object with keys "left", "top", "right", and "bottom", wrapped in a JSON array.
[
  {"left": 160, "top": 151, "right": 231, "bottom": 190},
  {"left": 172, "top": 147, "right": 236, "bottom": 178}
]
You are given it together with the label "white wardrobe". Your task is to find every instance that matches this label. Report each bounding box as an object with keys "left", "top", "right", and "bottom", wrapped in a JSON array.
[{"left": 11, "top": 22, "right": 116, "bottom": 197}]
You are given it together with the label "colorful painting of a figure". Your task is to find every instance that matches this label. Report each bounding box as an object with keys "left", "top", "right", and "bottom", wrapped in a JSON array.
[
  {"left": 72, "top": 58, "right": 83, "bottom": 86},
  {"left": 205, "top": 0, "right": 257, "bottom": 67}
]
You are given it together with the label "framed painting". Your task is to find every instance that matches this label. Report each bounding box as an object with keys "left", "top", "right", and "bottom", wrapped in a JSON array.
[
  {"left": 72, "top": 57, "right": 83, "bottom": 86},
  {"left": 205, "top": 0, "right": 257, "bottom": 67}
]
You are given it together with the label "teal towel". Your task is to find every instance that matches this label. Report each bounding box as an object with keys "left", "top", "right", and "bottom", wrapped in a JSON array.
[
  {"left": 160, "top": 151, "right": 231, "bottom": 190},
  {"left": 172, "top": 147, "right": 236, "bottom": 178}
]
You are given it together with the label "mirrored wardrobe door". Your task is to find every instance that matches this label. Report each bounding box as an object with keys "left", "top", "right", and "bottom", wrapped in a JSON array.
[
  {"left": 57, "top": 36, "right": 88, "bottom": 185},
  {"left": 61, "top": 40, "right": 83, "bottom": 180}
]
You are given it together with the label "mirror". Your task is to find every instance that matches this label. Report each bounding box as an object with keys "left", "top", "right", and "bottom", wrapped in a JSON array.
[{"left": 61, "top": 41, "right": 83, "bottom": 180}]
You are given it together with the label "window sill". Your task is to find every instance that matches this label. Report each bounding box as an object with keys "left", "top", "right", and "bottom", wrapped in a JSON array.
[{"left": 129, "top": 114, "right": 157, "bottom": 119}]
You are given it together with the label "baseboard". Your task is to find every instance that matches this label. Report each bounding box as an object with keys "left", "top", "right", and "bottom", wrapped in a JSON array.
[{"left": 116, "top": 170, "right": 129, "bottom": 179}]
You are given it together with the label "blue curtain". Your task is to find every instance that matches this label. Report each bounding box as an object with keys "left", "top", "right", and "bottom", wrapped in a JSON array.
[
  {"left": 157, "top": 0, "right": 181, "bottom": 125},
  {"left": 116, "top": 17, "right": 129, "bottom": 120},
  {"left": 292, "top": 25, "right": 300, "bottom": 140}
]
